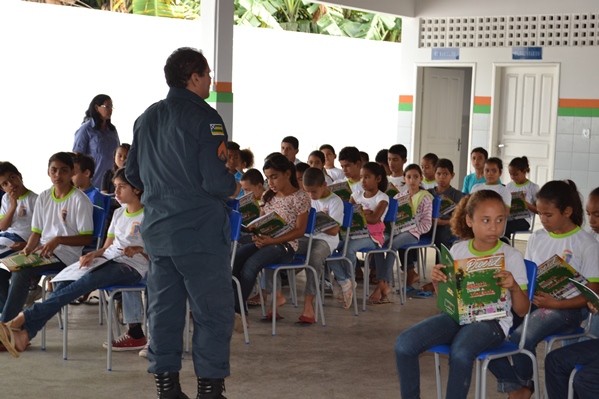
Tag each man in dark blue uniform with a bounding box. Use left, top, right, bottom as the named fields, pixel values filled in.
left=127, top=47, right=239, bottom=399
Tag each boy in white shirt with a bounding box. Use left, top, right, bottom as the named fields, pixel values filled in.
left=387, top=144, right=408, bottom=192
left=332, top=146, right=363, bottom=193
left=299, top=168, right=343, bottom=324
left=320, top=144, right=344, bottom=181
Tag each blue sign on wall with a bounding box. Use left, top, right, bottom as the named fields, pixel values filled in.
left=512, top=47, right=543, bottom=60
left=432, top=48, right=460, bottom=60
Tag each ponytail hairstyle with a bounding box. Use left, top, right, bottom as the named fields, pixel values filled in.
left=537, top=180, right=584, bottom=227
left=403, top=163, right=425, bottom=191
left=451, top=190, right=506, bottom=239
left=361, top=162, right=388, bottom=193
left=261, top=153, right=298, bottom=204
left=509, top=156, right=530, bottom=174
left=485, top=157, right=504, bottom=172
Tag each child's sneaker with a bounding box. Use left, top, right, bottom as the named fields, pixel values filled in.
left=103, top=332, right=147, bottom=351
left=341, top=280, right=354, bottom=309
left=139, top=339, right=149, bottom=358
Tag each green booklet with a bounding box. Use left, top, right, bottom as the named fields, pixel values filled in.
left=437, top=244, right=508, bottom=325
left=243, top=211, right=291, bottom=238
left=339, top=204, right=369, bottom=240
left=385, top=182, right=400, bottom=198
left=238, top=192, right=261, bottom=224
left=1, top=252, right=61, bottom=272
left=328, top=181, right=352, bottom=202
left=440, top=195, right=457, bottom=216
left=536, top=254, right=588, bottom=300
left=314, top=211, right=340, bottom=234
left=509, top=191, right=529, bottom=220
left=569, top=278, right=599, bottom=311
left=386, top=192, right=416, bottom=236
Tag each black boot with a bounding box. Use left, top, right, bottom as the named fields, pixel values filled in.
left=197, top=378, right=226, bottom=399
left=154, top=372, right=189, bottom=399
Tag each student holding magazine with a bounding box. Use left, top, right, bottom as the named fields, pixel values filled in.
left=395, top=190, right=529, bottom=399
left=0, top=168, right=147, bottom=357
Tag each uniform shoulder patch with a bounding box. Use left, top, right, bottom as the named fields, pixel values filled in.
left=217, top=141, right=227, bottom=161
left=210, top=124, right=224, bottom=135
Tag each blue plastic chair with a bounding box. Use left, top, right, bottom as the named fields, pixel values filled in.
left=427, top=259, right=540, bottom=399
left=567, top=364, right=584, bottom=399
left=358, top=198, right=405, bottom=311
left=263, top=208, right=324, bottom=335
left=399, top=195, right=441, bottom=295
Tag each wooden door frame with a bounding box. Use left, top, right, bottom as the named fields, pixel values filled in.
left=489, top=62, right=561, bottom=179
left=414, top=63, right=476, bottom=172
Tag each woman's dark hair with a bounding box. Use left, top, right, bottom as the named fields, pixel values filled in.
left=112, top=143, right=131, bottom=172
left=48, top=152, right=74, bottom=169
left=113, top=167, right=143, bottom=198
left=362, top=162, right=388, bottom=193
left=164, top=47, right=209, bottom=89
left=451, top=190, right=506, bottom=239
left=308, top=150, right=326, bottom=165
left=83, top=94, right=115, bottom=131
left=485, top=157, right=503, bottom=172
left=537, top=180, right=584, bottom=227
left=261, top=154, right=298, bottom=203
left=509, top=156, right=530, bottom=173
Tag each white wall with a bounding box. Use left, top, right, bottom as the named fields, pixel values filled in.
left=0, top=1, right=402, bottom=193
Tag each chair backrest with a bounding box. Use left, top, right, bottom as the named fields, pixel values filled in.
left=431, top=195, right=442, bottom=219
left=342, top=201, right=354, bottom=228
left=101, top=193, right=112, bottom=213
left=524, top=259, right=538, bottom=301
left=229, top=210, right=243, bottom=268
left=227, top=199, right=240, bottom=211
left=305, top=208, right=317, bottom=234
left=92, top=205, right=109, bottom=250
left=384, top=198, right=399, bottom=223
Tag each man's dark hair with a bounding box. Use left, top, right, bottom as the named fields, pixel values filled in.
left=303, top=167, right=325, bottom=187
left=319, top=144, right=335, bottom=154
left=240, top=169, right=264, bottom=186
left=388, top=144, right=407, bottom=160
left=164, top=47, right=209, bottom=89
left=71, top=153, right=96, bottom=178
left=282, top=136, right=299, bottom=150
left=296, top=162, right=310, bottom=173
left=471, top=147, right=489, bottom=159
left=375, top=149, right=388, bottom=164
left=435, top=158, right=454, bottom=174
left=338, top=146, right=361, bottom=163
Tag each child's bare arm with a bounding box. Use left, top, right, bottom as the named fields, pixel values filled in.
left=0, top=192, right=18, bottom=232
left=22, top=232, right=41, bottom=255
left=365, top=201, right=388, bottom=224
left=38, top=235, right=93, bottom=257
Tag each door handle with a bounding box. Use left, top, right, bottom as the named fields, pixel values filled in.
left=457, top=139, right=461, bottom=151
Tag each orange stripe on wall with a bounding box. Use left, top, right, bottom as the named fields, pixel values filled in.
left=559, top=99, right=599, bottom=108
left=474, top=96, right=491, bottom=106
left=399, top=95, right=413, bottom=104
left=214, top=82, right=232, bottom=92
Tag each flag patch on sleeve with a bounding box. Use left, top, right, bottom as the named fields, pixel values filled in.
left=210, top=124, right=224, bottom=135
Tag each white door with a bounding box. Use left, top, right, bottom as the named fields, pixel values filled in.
left=495, top=65, right=558, bottom=188
left=420, top=68, right=466, bottom=184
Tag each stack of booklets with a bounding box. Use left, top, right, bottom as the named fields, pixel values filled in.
left=386, top=192, right=416, bottom=235
left=243, top=211, right=291, bottom=238
left=439, top=195, right=457, bottom=216
left=238, top=192, right=261, bottom=224
left=314, top=212, right=340, bottom=234
left=536, top=254, right=588, bottom=300
left=437, top=245, right=508, bottom=325
left=1, top=252, right=61, bottom=272
left=385, top=182, right=400, bottom=198
left=508, top=191, right=529, bottom=220
left=328, top=181, right=352, bottom=202
left=339, top=204, right=370, bottom=240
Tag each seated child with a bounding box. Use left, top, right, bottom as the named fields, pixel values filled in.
left=462, top=147, right=501, bottom=194
left=307, top=150, right=334, bottom=184
left=387, top=144, right=408, bottom=192
left=332, top=146, right=363, bottom=193
left=281, top=136, right=301, bottom=165
left=101, top=143, right=130, bottom=194
left=239, top=148, right=255, bottom=172
left=0, top=162, right=38, bottom=309
left=0, top=152, right=93, bottom=324
left=359, top=151, right=369, bottom=164
left=72, top=153, right=105, bottom=209
left=0, top=168, right=148, bottom=357
left=328, top=162, right=389, bottom=309
left=420, top=153, right=438, bottom=189
left=505, top=156, right=539, bottom=239
left=471, top=157, right=511, bottom=209
left=295, top=162, right=310, bottom=191
left=375, top=149, right=391, bottom=176
left=395, top=190, right=529, bottom=399
left=319, top=144, right=344, bottom=181
left=240, top=169, right=265, bottom=202
left=227, top=141, right=244, bottom=198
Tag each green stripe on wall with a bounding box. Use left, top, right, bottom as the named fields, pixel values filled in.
left=206, top=92, right=233, bottom=103
left=398, top=103, right=413, bottom=112
left=473, top=105, right=491, bottom=114
left=557, top=107, right=599, bottom=117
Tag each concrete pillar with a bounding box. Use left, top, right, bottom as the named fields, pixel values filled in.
left=201, top=0, right=235, bottom=138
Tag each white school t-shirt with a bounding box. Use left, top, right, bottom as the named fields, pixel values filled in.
left=0, top=190, right=38, bottom=241
left=333, top=178, right=363, bottom=193
left=388, top=176, right=408, bottom=193
left=311, top=192, right=344, bottom=253
left=471, top=183, right=512, bottom=208
left=451, top=240, right=528, bottom=337
left=326, top=167, right=345, bottom=181
left=422, top=179, right=437, bottom=190
left=351, top=190, right=389, bottom=222
left=526, top=227, right=599, bottom=288
left=506, top=180, right=540, bottom=224
left=32, top=187, right=93, bottom=265
left=104, top=207, right=149, bottom=278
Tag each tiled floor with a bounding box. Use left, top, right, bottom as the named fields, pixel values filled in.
left=4, top=241, right=546, bottom=399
